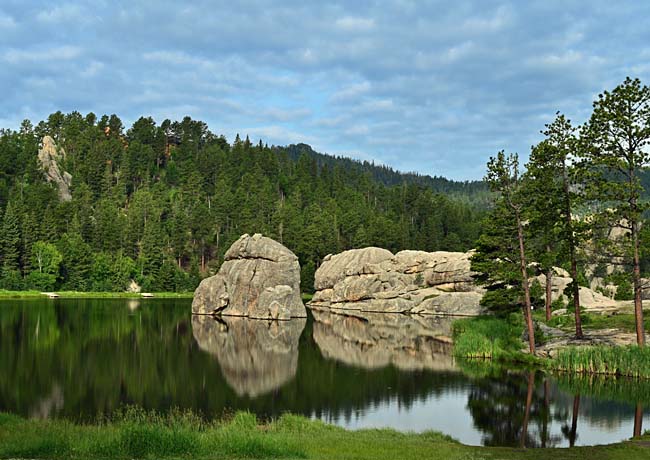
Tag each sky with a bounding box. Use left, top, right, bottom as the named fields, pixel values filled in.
left=1, top=1, right=649, bottom=181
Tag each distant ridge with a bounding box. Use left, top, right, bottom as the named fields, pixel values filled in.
left=278, top=143, right=490, bottom=204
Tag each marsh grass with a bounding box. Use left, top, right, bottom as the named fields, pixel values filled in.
left=452, top=314, right=525, bottom=360
left=552, top=345, right=650, bottom=378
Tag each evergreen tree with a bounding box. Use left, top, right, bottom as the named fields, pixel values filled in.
left=581, top=77, right=650, bottom=346
left=480, top=151, right=535, bottom=353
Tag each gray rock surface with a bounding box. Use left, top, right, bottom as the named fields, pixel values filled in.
left=312, top=309, right=456, bottom=371
left=192, top=315, right=306, bottom=397
left=309, top=247, right=485, bottom=315
left=38, top=136, right=72, bottom=201
left=192, top=234, right=306, bottom=319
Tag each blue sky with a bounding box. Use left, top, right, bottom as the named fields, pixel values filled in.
left=1, top=1, right=649, bottom=180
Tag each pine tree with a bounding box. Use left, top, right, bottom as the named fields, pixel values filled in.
left=1, top=200, right=22, bottom=272
left=482, top=151, right=535, bottom=353
left=581, top=77, right=650, bottom=347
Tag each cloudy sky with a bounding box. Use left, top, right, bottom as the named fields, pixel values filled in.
left=1, top=1, right=649, bottom=180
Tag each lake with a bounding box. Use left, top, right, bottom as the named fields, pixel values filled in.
left=0, top=298, right=648, bottom=447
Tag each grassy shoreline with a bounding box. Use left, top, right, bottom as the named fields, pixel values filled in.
left=452, top=313, right=650, bottom=378
left=0, top=410, right=648, bottom=460
left=0, top=290, right=194, bottom=299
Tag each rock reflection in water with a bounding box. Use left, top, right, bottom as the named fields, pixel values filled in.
left=191, top=315, right=306, bottom=398
left=311, top=309, right=456, bottom=371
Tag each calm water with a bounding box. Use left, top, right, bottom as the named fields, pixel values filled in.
left=1, top=298, right=648, bottom=447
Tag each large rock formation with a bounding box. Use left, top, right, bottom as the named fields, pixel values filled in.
left=38, top=136, right=72, bottom=201
left=312, top=310, right=455, bottom=371
left=192, top=234, right=306, bottom=319
left=309, top=247, right=485, bottom=315
left=192, top=315, right=306, bottom=397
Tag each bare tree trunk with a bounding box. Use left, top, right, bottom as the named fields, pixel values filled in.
left=562, top=164, right=582, bottom=338
left=517, top=214, right=536, bottom=353
left=632, top=220, right=645, bottom=347
left=520, top=371, right=535, bottom=448
left=545, top=265, right=553, bottom=321
left=570, top=254, right=583, bottom=338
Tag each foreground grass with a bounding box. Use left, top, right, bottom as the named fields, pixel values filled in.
left=0, top=290, right=194, bottom=299
left=0, top=410, right=649, bottom=460
left=453, top=314, right=650, bottom=378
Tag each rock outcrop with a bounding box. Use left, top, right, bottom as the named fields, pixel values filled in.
left=192, top=315, right=306, bottom=397
left=38, top=136, right=72, bottom=201
left=192, top=234, right=306, bottom=319
left=312, top=310, right=456, bottom=371
left=309, top=247, right=485, bottom=315
left=534, top=269, right=620, bottom=311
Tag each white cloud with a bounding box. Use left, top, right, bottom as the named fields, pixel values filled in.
left=335, top=16, right=375, bottom=32
left=36, top=4, right=85, bottom=24
left=3, top=45, right=82, bottom=63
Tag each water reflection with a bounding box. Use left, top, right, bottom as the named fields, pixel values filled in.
left=0, top=299, right=649, bottom=447
left=312, top=310, right=455, bottom=371
left=191, top=315, right=306, bottom=397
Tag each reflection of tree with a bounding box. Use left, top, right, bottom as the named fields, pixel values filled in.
left=634, top=403, right=643, bottom=438
left=466, top=371, right=564, bottom=448
left=561, top=394, right=580, bottom=447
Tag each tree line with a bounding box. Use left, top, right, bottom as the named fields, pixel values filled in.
left=0, top=113, right=485, bottom=293
left=473, top=77, right=650, bottom=349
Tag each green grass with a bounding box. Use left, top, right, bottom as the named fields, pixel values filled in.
left=0, top=410, right=649, bottom=460
left=0, top=290, right=194, bottom=299
left=301, top=293, right=313, bottom=302
left=544, top=311, right=650, bottom=334
left=552, top=345, right=650, bottom=378
left=452, top=314, right=538, bottom=363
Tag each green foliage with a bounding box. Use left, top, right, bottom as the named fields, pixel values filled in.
left=478, top=288, right=521, bottom=313
left=0, top=112, right=486, bottom=293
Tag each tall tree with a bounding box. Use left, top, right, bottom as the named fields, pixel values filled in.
left=525, top=114, right=584, bottom=337
left=484, top=151, right=535, bottom=353
left=581, top=77, right=650, bottom=346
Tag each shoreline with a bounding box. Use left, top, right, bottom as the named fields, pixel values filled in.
left=0, top=290, right=194, bottom=299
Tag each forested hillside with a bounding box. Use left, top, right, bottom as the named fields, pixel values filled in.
left=0, top=111, right=486, bottom=293
left=282, top=143, right=490, bottom=205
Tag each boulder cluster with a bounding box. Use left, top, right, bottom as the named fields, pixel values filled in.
left=308, top=247, right=485, bottom=316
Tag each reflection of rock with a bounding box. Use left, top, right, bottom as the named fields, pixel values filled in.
left=310, top=247, right=485, bottom=315
left=30, top=383, right=64, bottom=419
left=192, top=233, right=306, bottom=319
left=38, top=136, right=72, bottom=201
left=312, top=310, right=456, bottom=371
left=192, top=315, right=306, bottom=397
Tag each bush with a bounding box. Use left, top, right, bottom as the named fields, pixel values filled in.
left=25, top=271, right=57, bottom=290
left=479, top=288, right=521, bottom=314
